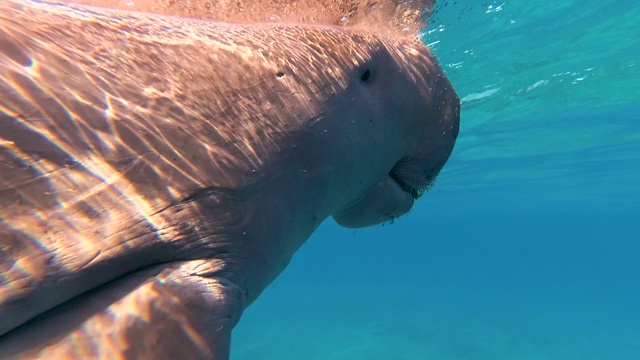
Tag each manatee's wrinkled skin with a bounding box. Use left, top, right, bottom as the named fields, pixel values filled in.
left=0, top=1, right=459, bottom=358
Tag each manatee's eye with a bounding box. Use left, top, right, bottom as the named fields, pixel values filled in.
left=359, top=63, right=375, bottom=84
left=360, top=68, right=372, bottom=82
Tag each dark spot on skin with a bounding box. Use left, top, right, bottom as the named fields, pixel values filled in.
left=276, top=71, right=285, bottom=78
left=175, top=222, right=196, bottom=236
left=64, top=158, right=79, bottom=168
left=75, top=201, right=102, bottom=220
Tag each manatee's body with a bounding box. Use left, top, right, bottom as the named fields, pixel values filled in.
left=0, top=0, right=459, bottom=358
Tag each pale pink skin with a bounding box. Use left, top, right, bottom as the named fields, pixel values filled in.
left=0, top=1, right=459, bottom=358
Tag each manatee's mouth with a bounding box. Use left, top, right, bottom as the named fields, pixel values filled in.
left=388, top=161, right=436, bottom=200
left=388, top=171, right=423, bottom=200
left=333, top=160, right=438, bottom=228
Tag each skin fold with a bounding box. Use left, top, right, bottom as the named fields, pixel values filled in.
left=0, top=0, right=459, bottom=358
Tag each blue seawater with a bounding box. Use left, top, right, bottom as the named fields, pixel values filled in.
left=232, top=1, right=640, bottom=359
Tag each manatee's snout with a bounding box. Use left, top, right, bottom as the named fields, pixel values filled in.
left=390, top=64, right=460, bottom=201
left=333, top=60, right=459, bottom=229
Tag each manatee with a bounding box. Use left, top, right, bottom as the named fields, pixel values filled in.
left=0, top=0, right=459, bottom=358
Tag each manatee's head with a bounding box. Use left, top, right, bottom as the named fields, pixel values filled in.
left=330, top=35, right=460, bottom=228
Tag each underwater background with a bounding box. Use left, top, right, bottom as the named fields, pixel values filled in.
left=232, top=0, right=640, bottom=359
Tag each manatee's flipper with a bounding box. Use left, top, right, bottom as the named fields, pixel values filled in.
left=0, top=261, right=244, bottom=360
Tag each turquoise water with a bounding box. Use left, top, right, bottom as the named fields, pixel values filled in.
left=232, top=1, right=640, bottom=359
